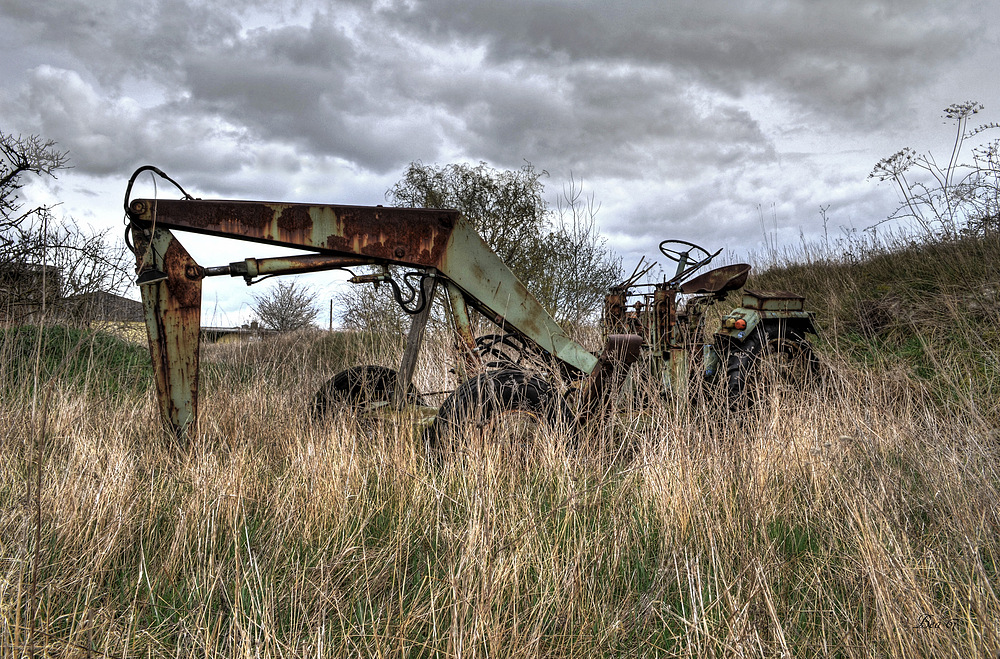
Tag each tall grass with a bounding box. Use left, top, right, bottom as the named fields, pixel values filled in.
left=749, top=231, right=1000, bottom=424
left=1, top=236, right=999, bottom=657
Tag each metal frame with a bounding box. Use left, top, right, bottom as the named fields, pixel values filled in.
left=127, top=196, right=639, bottom=436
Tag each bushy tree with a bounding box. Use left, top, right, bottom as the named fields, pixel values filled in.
left=341, top=162, right=620, bottom=332
left=252, top=280, right=320, bottom=332
left=388, top=161, right=551, bottom=276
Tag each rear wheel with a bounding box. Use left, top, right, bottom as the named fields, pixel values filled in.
left=428, top=369, right=572, bottom=457
left=312, top=365, right=425, bottom=417
left=724, top=322, right=817, bottom=407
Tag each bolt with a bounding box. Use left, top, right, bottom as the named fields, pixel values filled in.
left=394, top=247, right=406, bottom=258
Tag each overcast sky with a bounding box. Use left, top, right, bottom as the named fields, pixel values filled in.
left=2, top=0, right=998, bottom=325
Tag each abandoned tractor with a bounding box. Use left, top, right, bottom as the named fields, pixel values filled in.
left=124, top=167, right=817, bottom=442
left=603, top=240, right=818, bottom=406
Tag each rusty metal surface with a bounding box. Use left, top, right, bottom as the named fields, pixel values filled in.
left=132, top=226, right=202, bottom=437
left=235, top=255, right=373, bottom=279
left=438, top=217, right=600, bottom=376
left=679, top=263, right=751, bottom=295
left=396, top=277, right=437, bottom=403
left=129, top=199, right=459, bottom=267
left=602, top=291, right=628, bottom=334
left=741, top=289, right=806, bottom=311
left=653, top=286, right=673, bottom=352
left=577, top=334, right=643, bottom=419
left=129, top=192, right=650, bottom=433
left=445, top=282, right=482, bottom=379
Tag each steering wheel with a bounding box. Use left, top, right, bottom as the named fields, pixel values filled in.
left=658, top=239, right=713, bottom=263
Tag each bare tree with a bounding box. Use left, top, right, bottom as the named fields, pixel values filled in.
left=0, top=131, right=131, bottom=323
left=252, top=280, right=320, bottom=332
left=4, top=215, right=132, bottom=321
left=336, top=274, right=412, bottom=336
left=0, top=133, right=69, bottom=229
left=530, top=176, right=622, bottom=328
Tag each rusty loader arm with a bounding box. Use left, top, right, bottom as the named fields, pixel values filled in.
left=127, top=188, right=639, bottom=436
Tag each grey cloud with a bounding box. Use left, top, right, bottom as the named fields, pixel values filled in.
left=600, top=143, right=882, bottom=259
left=179, top=13, right=453, bottom=172
left=0, top=1, right=800, bottom=180
left=3, top=65, right=257, bottom=178
left=1, top=0, right=245, bottom=88
left=2, top=0, right=995, bottom=287
left=375, top=0, right=974, bottom=126
left=381, top=58, right=775, bottom=180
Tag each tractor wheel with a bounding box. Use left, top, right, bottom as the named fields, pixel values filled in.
left=311, top=365, right=425, bottom=417
left=428, top=369, right=573, bottom=457
left=724, top=321, right=817, bottom=407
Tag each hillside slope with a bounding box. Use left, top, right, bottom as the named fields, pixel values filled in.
left=747, top=233, right=1000, bottom=422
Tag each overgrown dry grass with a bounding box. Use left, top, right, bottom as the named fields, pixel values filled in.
left=2, top=237, right=999, bottom=657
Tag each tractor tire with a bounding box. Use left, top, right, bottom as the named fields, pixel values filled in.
left=724, top=321, right=817, bottom=408
left=311, top=365, right=425, bottom=418
left=428, top=369, right=573, bottom=456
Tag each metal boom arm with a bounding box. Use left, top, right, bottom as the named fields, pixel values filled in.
left=127, top=196, right=636, bottom=435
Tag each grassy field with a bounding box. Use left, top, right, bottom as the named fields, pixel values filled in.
left=1, top=234, right=998, bottom=657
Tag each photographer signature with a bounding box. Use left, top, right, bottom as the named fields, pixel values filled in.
left=912, top=614, right=965, bottom=630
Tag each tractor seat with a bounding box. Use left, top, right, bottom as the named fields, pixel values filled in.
left=679, top=263, right=751, bottom=295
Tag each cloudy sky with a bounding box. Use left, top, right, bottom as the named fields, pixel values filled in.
left=2, top=0, right=997, bottom=325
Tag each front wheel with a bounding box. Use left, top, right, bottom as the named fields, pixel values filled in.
left=427, top=369, right=573, bottom=457
left=724, top=322, right=817, bottom=407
